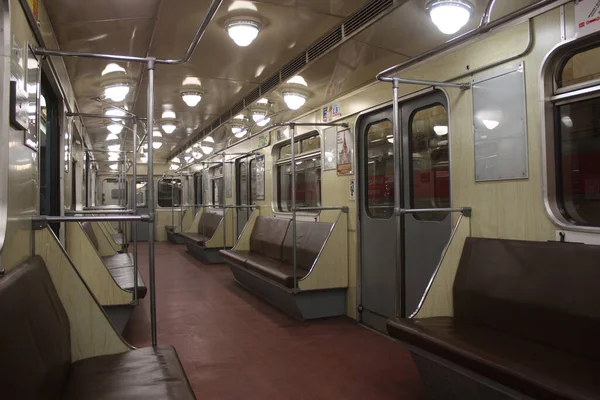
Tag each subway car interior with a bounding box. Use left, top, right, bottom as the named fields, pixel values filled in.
left=2, top=0, right=600, bottom=398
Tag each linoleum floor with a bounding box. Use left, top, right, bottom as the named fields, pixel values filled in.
left=123, top=242, right=425, bottom=399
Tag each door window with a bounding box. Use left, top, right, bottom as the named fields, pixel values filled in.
left=409, top=104, right=450, bottom=221
left=365, top=120, right=394, bottom=218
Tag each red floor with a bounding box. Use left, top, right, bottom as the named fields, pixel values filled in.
left=123, top=242, right=425, bottom=399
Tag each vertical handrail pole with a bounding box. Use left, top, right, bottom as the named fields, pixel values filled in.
left=132, top=122, right=138, bottom=305
left=222, top=159, right=227, bottom=249
left=180, top=173, right=185, bottom=232
left=392, top=79, right=406, bottom=318
left=290, top=123, right=297, bottom=291
left=147, top=58, right=158, bottom=346
left=171, top=179, right=175, bottom=228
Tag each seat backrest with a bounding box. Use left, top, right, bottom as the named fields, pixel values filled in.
left=81, top=221, right=99, bottom=251
left=198, top=212, right=223, bottom=239
left=250, top=217, right=290, bottom=259
left=453, top=237, right=600, bottom=360
left=0, top=256, right=71, bottom=398
left=282, top=221, right=333, bottom=270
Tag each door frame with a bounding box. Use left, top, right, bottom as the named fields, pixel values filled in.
left=354, top=87, right=449, bottom=323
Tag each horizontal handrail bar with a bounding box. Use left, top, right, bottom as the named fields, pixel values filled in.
left=380, top=77, right=470, bottom=90
left=293, top=206, right=349, bottom=213
left=65, top=210, right=136, bottom=215
left=83, top=206, right=128, bottom=210
left=33, top=215, right=152, bottom=223
left=397, top=207, right=472, bottom=216
left=215, top=205, right=260, bottom=209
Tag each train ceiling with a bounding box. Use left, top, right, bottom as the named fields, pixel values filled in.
left=43, top=0, right=538, bottom=168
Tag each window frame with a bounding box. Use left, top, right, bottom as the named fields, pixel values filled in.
left=157, top=178, right=182, bottom=208
left=364, top=118, right=395, bottom=219
left=271, top=130, right=322, bottom=215
left=209, top=165, right=224, bottom=207
left=542, top=35, right=600, bottom=232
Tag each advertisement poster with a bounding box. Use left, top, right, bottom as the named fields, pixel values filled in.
left=323, top=126, right=337, bottom=171
left=322, top=103, right=342, bottom=122
left=349, top=178, right=355, bottom=201
left=255, top=155, right=265, bottom=200
left=576, top=0, right=600, bottom=37
left=27, top=0, right=39, bottom=20
left=336, top=128, right=353, bottom=176
left=257, top=132, right=270, bottom=149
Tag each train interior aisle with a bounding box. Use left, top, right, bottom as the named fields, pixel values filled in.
left=124, top=242, right=424, bottom=399
left=3, top=0, right=600, bottom=398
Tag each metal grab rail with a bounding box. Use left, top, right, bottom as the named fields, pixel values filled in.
left=65, top=209, right=136, bottom=215
left=398, top=207, right=472, bottom=216
left=33, top=215, right=151, bottom=223
left=83, top=206, right=128, bottom=210
left=293, top=206, right=349, bottom=213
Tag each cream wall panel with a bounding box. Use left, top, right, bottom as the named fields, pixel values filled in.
left=90, top=222, right=119, bottom=256
left=156, top=209, right=184, bottom=241
left=185, top=209, right=203, bottom=233
left=232, top=209, right=259, bottom=251
left=66, top=223, right=133, bottom=305
left=35, top=229, right=131, bottom=361
left=205, top=209, right=235, bottom=248
left=299, top=212, right=349, bottom=291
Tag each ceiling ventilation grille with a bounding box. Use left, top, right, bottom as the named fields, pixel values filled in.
left=280, top=53, right=307, bottom=82
left=308, top=27, right=343, bottom=62
left=219, top=110, right=231, bottom=124
left=344, top=0, right=394, bottom=36
left=173, top=0, right=395, bottom=158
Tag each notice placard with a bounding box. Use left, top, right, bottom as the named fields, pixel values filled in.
left=576, top=0, right=600, bottom=37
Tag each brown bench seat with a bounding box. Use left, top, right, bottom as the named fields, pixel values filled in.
left=220, top=216, right=332, bottom=289
left=179, top=211, right=223, bottom=245
left=387, top=237, right=600, bottom=400
left=0, top=256, right=194, bottom=400
left=81, top=222, right=146, bottom=299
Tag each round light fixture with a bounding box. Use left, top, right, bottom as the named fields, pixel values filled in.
left=107, top=123, right=123, bottom=134
left=162, top=121, right=177, bottom=134
left=140, top=154, right=148, bottom=164
left=283, top=92, right=307, bottom=110
left=426, top=0, right=473, bottom=35
left=181, top=92, right=202, bottom=107
left=103, top=83, right=130, bottom=102
left=433, top=125, right=449, bottom=136
left=252, top=111, right=270, bottom=127
left=102, top=63, right=126, bottom=76
left=109, top=164, right=119, bottom=170
left=387, top=135, right=394, bottom=144
left=105, top=108, right=126, bottom=121
left=107, top=144, right=121, bottom=152
left=201, top=136, right=214, bottom=154
left=161, top=110, right=177, bottom=134
left=153, top=141, right=163, bottom=149
left=106, top=133, right=119, bottom=141
left=172, top=157, right=181, bottom=164
left=226, top=20, right=261, bottom=47
left=482, top=120, right=499, bottom=130
left=233, top=128, right=248, bottom=138
left=153, top=128, right=162, bottom=138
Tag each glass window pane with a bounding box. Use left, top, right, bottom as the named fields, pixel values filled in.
left=409, top=104, right=450, bottom=221
left=212, top=177, right=224, bottom=206
left=557, top=97, right=600, bottom=226
left=239, top=162, right=248, bottom=205
left=158, top=179, right=182, bottom=207
left=135, top=181, right=148, bottom=207
left=250, top=159, right=257, bottom=202
left=301, top=136, right=320, bottom=152
left=366, top=120, right=394, bottom=218
left=560, top=46, right=600, bottom=88
left=194, top=173, right=203, bottom=206
left=278, top=158, right=321, bottom=212
left=279, top=142, right=300, bottom=159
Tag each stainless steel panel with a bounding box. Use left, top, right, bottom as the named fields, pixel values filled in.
left=473, top=62, right=528, bottom=182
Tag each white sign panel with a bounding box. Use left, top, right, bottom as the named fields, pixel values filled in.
left=575, top=0, right=600, bottom=37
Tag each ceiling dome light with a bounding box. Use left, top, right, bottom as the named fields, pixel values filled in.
left=107, top=144, right=121, bottom=152
left=227, top=20, right=261, bottom=47
left=482, top=120, right=499, bottom=130
left=433, top=125, right=449, bottom=136
left=162, top=121, right=177, bottom=134
left=153, top=128, right=162, bottom=137
left=162, top=110, right=176, bottom=119
left=426, top=0, right=473, bottom=35
left=182, top=92, right=202, bottom=107
left=109, top=164, right=119, bottom=170
left=257, top=98, right=269, bottom=104
left=387, top=135, right=394, bottom=144
left=106, top=133, right=119, bottom=141
left=201, top=136, right=214, bottom=154
left=172, top=157, right=181, bottom=164
left=287, top=75, right=308, bottom=86
left=252, top=111, right=270, bottom=127
left=192, top=150, right=202, bottom=159
left=140, top=154, right=148, bottom=164
left=102, top=63, right=126, bottom=76
left=153, top=141, right=163, bottom=149
left=103, top=83, right=130, bottom=102
left=105, top=108, right=126, bottom=121
left=233, top=128, right=248, bottom=138
left=107, top=123, right=123, bottom=134
left=283, top=92, right=307, bottom=110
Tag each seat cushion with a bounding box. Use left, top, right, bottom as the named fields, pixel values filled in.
left=249, top=217, right=290, bottom=259
left=107, top=266, right=147, bottom=299
left=62, top=345, right=195, bottom=400
left=179, top=232, right=208, bottom=245
left=245, top=254, right=307, bottom=288
left=101, top=253, right=133, bottom=269
left=219, top=250, right=252, bottom=269
left=197, top=211, right=223, bottom=239
left=282, top=221, right=333, bottom=270
left=387, top=317, right=600, bottom=400
left=0, top=257, right=72, bottom=399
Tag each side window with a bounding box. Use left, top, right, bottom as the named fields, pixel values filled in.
left=553, top=44, right=600, bottom=227
left=194, top=173, right=203, bottom=206
left=365, top=120, right=394, bottom=218
left=409, top=104, right=450, bottom=221
left=136, top=181, right=148, bottom=207
left=250, top=159, right=257, bottom=203
left=238, top=161, right=248, bottom=205
left=157, top=178, right=182, bottom=207
left=212, top=178, right=224, bottom=206
left=275, top=132, right=321, bottom=212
